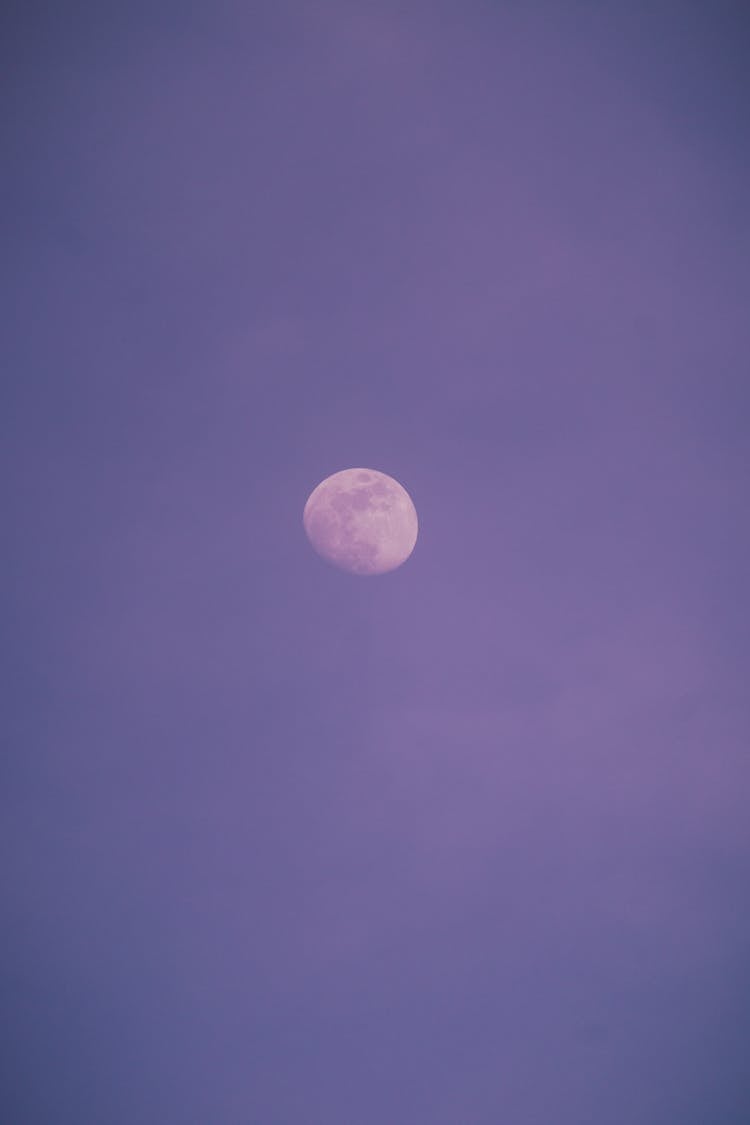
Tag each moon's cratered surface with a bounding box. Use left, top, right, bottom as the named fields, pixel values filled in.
left=303, top=468, right=418, bottom=576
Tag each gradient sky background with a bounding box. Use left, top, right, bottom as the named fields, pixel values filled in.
left=3, top=2, right=749, bottom=1122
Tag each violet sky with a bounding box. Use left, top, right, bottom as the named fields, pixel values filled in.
left=3, top=2, right=749, bottom=1122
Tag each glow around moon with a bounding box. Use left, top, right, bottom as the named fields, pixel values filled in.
left=303, top=468, right=418, bottom=576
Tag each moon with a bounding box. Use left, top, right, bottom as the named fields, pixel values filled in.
left=303, top=468, right=418, bottom=576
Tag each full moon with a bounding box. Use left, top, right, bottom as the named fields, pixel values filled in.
left=303, top=468, right=418, bottom=576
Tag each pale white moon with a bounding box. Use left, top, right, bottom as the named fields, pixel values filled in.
left=303, top=468, right=418, bottom=576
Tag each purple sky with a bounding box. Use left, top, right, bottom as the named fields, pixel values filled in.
left=3, top=2, right=749, bottom=1121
